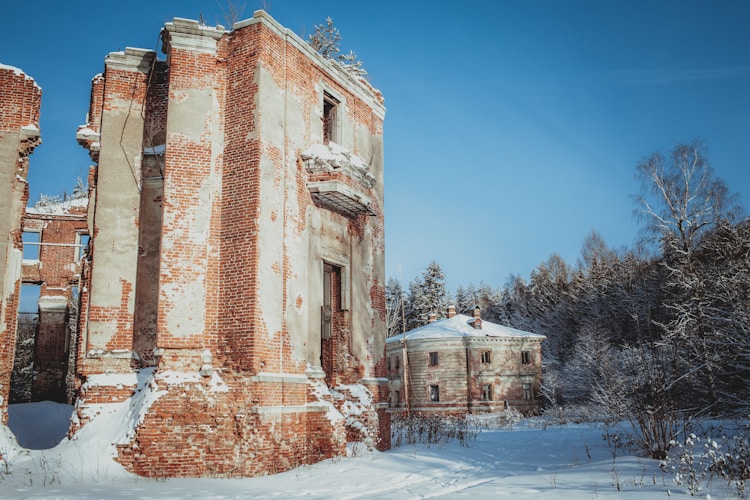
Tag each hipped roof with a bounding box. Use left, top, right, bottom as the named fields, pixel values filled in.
left=386, top=314, right=546, bottom=343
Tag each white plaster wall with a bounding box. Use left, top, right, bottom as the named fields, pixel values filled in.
left=160, top=81, right=223, bottom=340
left=87, top=94, right=142, bottom=348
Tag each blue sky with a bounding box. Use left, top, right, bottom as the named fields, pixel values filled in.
left=2, top=1, right=748, bottom=291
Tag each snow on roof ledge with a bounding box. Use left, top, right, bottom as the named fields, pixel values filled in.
left=76, top=126, right=99, bottom=141
left=20, top=124, right=40, bottom=139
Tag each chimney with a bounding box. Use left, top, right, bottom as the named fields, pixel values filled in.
left=472, top=305, right=482, bottom=330
left=447, top=305, right=456, bottom=318
left=428, top=312, right=437, bottom=323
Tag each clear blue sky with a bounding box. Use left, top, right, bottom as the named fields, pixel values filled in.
left=2, top=1, right=748, bottom=291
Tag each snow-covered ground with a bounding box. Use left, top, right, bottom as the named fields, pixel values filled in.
left=0, top=402, right=724, bottom=498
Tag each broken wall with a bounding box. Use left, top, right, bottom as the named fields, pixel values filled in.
left=0, top=64, right=41, bottom=422
left=73, top=11, right=388, bottom=477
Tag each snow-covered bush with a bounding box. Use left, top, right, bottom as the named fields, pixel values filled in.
left=663, top=423, right=750, bottom=497
left=391, top=413, right=479, bottom=448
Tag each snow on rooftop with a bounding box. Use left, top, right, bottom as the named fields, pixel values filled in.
left=25, top=196, right=88, bottom=215
left=387, top=314, right=546, bottom=343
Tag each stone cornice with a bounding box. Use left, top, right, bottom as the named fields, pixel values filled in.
left=162, top=18, right=225, bottom=55
left=105, top=47, right=155, bottom=74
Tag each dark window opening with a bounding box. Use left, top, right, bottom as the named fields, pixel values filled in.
left=322, top=263, right=340, bottom=341
left=481, top=350, right=491, bottom=364
left=323, top=92, right=339, bottom=144
left=521, top=351, right=531, bottom=365
left=321, top=262, right=343, bottom=383
left=429, top=384, right=439, bottom=402
left=428, top=351, right=439, bottom=367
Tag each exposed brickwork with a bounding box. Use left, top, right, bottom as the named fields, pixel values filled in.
left=7, top=203, right=88, bottom=403
left=108, top=372, right=355, bottom=477
left=67, top=11, right=388, bottom=477
left=0, top=67, right=42, bottom=133
left=0, top=64, right=42, bottom=423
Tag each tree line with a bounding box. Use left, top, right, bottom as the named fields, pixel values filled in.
left=386, top=140, right=749, bottom=458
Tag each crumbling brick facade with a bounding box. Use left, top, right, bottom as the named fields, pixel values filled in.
left=72, top=11, right=388, bottom=477
left=0, top=64, right=41, bottom=423
left=386, top=308, right=546, bottom=415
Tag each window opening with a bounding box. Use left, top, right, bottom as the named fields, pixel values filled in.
left=18, top=284, right=41, bottom=315
left=76, top=233, right=90, bottom=261
left=429, top=384, right=440, bottom=402
left=322, top=263, right=339, bottom=341
left=323, top=92, right=339, bottom=144
left=521, top=350, right=531, bottom=365
left=428, top=351, right=439, bottom=367
left=395, top=354, right=399, bottom=370
left=22, top=231, right=41, bottom=261
left=523, top=383, right=532, bottom=400
left=321, top=262, right=342, bottom=383
left=481, top=350, right=491, bottom=364
left=482, top=383, right=493, bottom=401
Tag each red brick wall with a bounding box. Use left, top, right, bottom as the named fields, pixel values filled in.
left=0, top=66, right=42, bottom=133
left=0, top=65, right=42, bottom=422
left=18, top=208, right=88, bottom=402
left=220, top=21, right=264, bottom=371
left=156, top=28, right=226, bottom=353
left=73, top=12, right=388, bottom=477
left=115, top=376, right=347, bottom=477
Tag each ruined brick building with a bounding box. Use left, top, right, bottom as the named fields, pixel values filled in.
left=386, top=307, right=545, bottom=415
left=1, top=10, right=388, bottom=477
left=13, top=197, right=88, bottom=404
left=0, top=63, right=42, bottom=415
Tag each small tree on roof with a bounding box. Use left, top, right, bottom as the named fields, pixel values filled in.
left=308, top=17, right=367, bottom=77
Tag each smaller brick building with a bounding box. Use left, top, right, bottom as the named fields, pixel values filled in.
left=12, top=197, right=89, bottom=404
left=386, top=307, right=545, bottom=414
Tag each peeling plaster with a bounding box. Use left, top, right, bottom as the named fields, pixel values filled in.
left=164, top=277, right=205, bottom=337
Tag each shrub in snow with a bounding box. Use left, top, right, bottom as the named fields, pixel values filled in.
left=391, top=413, right=479, bottom=448
left=663, top=423, right=750, bottom=498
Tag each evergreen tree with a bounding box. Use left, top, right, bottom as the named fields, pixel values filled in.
left=308, top=17, right=367, bottom=77
left=404, top=261, right=450, bottom=330
left=385, top=277, right=405, bottom=337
